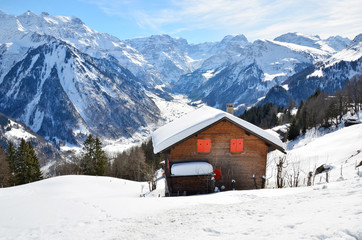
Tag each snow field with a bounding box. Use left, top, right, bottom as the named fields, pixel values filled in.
left=267, top=122, right=362, bottom=187
left=2, top=106, right=362, bottom=239
left=0, top=175, right=361, bottom=240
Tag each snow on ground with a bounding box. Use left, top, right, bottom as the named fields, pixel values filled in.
left=267, top=111, right=362, bottom=187
left=0, top=175, right=361, bottom=240
left=148, top=93, right=202, bottom=124
left=2, top=110, right=362, bottom=240
left=4, top=120, right=35, bottom=142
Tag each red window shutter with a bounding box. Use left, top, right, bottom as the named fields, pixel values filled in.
left=230, top=138, right=243, bottom=152
left=197, top=139, right=211, bottom=152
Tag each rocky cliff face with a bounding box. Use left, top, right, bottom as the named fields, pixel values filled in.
left=0, top=39, right=160, bottom=145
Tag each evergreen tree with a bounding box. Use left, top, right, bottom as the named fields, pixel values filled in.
left=0, top=146, right=10, bottom=187
left=287, top=119, right=300, bottom=141
left=239, top=102, right=279, bottom=129
left=5, top=141, right=17, bottom=185
left=26, top=142, right=43, bottom=182
left=11, top=139, right=42, bottom=185
left=81, top=134, right=96, bottom=175
left=16, top=139, right=28, bottom=184
left=94, top=137, right=107, bottom=176
left=80, top=134, right=107, bottom=176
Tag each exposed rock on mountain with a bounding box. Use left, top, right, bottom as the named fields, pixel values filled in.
left=0, top=39, right=160, bottom=145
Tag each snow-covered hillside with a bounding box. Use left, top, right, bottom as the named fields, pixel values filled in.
left=267, top=111, right=362, bottom=187
left=1, top=122, right=362, bottom=239
left=0, top=172, right=360, bottom=239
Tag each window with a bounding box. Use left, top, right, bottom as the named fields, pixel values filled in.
left=230, top=138, right=243, bottom=152
left=197, top=139, right=211, bottom=152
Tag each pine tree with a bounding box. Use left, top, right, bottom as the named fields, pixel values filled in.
left=26, top=142, right=43, bottom=182
left=7, top=139, right=43, bottom=185
left=81, top=134, right=107, bottom=176
left=81, top=134, right=96, bottom=175
left=287, top=119, right=300, bottom=141
left=5, top=141, right=17, bottom=185
left=0, top=146, right=10, bottom=187
left=94, top=137, right=107, bottom=176
left=16, top=139, right=28, bottom=184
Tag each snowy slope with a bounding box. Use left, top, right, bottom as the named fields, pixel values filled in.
left=125, top=35, right=203, bottom=83
left=274, top=32, right=350, bottom=53
left=0, top=39, right=160, bottom=145
left=326, top=33, right=362, bottom=66
left=267, top=112, right=362, bottom=187
left=174, top=37, right=332, bottom=109
left=1, top=119, right=362, bottom=239
left=275, top=34, right=362, bottom=103
left=0, top=10, right=162, bottom=87
left=0, top=173, right=360, bottom=239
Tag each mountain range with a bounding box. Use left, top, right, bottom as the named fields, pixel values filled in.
left=0, top=10, right=361, bottom=159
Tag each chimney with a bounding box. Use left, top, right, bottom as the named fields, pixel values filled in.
left=226, top=103, right=234, bottom=115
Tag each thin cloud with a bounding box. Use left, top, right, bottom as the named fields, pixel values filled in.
left=85, top=0, right=362, bottom=41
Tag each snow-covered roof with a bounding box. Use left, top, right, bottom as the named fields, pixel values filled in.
left=152, top=106, right=285, bottom=154
left=171, top=162, right=213, bottom=176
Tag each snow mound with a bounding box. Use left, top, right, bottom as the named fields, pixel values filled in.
left=171, top=162, right=213, bottom=176
left=0, top=175, right=361, bottom=240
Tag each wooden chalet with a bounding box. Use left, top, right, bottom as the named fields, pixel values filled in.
left=152, top=106, right=285, bottom=196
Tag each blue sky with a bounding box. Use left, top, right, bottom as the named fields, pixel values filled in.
left=1, top=0, right=362, bottom=43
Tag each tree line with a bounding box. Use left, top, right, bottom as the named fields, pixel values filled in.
left=287, top=75, right=362, bottom=140
left=53, top=134, right=162, bottom=190
left=0, top=133, right=163, bottom=189
left=239, top=75, right=362, bottom=141
left=239, top=102, right=294, bottom=129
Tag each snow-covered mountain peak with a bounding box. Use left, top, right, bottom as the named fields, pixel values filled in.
left=325, top=35, right=351, bottom=51
left=274, top=32, right=321, bottom=46
left=18, top=10, right=82, bottom=27
left=274, top=32, right=350, bottom=53
left=220, top=34, right=248, bottom=44
left=17, top=11, right=96, bottom=40
left=214, top=34, right=249, bottom=53
left=0, top=11, right=27, bottom=42
left=125, top=34, right=205, bottom=83
left=126, top=34, right=189, bottom=52
left=351, top=33, right=362, bottom=45
left=325, top=34, right=362, bottom=66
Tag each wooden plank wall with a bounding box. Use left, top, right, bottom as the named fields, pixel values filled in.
left=168, top=175, right=214, bottom=196
left=168, top=120, right=268, bottom=191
